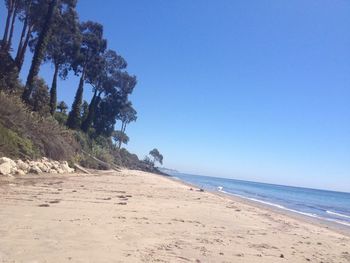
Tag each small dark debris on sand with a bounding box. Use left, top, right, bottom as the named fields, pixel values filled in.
left=38, top=204, right=50, bottom=207
left=49, top=200, right=60, bottom=204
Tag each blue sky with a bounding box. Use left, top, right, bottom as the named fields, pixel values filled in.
left=1, top=1, right=349, bottom=192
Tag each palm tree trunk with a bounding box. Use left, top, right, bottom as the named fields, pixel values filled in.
left=49, top=64, right=59, bottom=115
left=23, top=0, right=57, bottom=103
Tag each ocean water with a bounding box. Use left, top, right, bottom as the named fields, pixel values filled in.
left=166, top=172, right=350, bottom=227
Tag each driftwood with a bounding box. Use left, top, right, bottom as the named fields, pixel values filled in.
left=73, top=163, right=91, bottom=174
left=81, top=150, right=121, bottom=172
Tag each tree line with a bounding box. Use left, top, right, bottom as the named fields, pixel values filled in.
left=0, top=0, right=137, bottom=149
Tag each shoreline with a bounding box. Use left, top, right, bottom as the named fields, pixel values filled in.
left=161, top=173, right=350, bottom=237
left=1, top=169, right=350, bottom=262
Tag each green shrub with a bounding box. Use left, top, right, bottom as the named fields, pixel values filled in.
left=0, top=92, right=80, bottom=160
left=54, top=112, right=68, bottom=126
left=0, top=123, right=39, bottom=159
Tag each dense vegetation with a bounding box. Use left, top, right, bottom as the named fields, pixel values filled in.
left=0, top=0, right=163, bottom=173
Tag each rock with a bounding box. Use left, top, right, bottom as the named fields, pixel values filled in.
left=52, top=163, right=60, bottom=170
left=0, top=157, right=75, bottom=175
left=16, top=160, right=29, bottom=172
left=29, top=166, right=42, bottom=174
left=0, top=162, right=13, bottom=175
left=0, top=157, right=16, bottom=166
left=37, top=162, right=50, bottom=173
left=10, top=167, right=18, bottom=175
left=16, top=170, right=26, bottom=176
left=0, top=157, right=17, bottom=175
left=60, top=162, right=74, bottom=173
left=28, top=161, right=36, bottom=167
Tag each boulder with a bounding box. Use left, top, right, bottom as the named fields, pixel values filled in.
left=29, top=166, right=42, bottom=174
left=52, top=163, right=60, bottom=170
left=60, top=162, right=74, bottom=173
left=56, top=169, right=64, bottom=174
left=0, top=157, right=16, bottom=166
left=16, top=160, right=29, bottom=172
left=28, top=161, right=36, bottom=167
left=10, top=167, right=18, bottom=174
left=37, top=162, right=50, bottom=173
left=0, top=157, right=75, bottom=175
left=16, top=170, right=26, bottom=176
left=0, top=162, right=12, bottom=175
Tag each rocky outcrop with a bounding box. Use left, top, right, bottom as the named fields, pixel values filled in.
left=0, top=157, right=75, bottom=176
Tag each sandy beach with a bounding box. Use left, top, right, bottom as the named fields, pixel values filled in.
left=0, top=169, right=349, bottom=263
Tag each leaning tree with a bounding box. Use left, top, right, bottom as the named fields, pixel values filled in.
left=149, top=148, right=163, bottom=166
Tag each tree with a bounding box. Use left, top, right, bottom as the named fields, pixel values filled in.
left=30, top=77, right=50, bottom=115
left=66, top=77, right=83, bottom=129
left=80, top=100, right=89, bottom=123
left=90, top=50, right=137, bottom=137
left=15, top=0, right=48, bottom=72
left=43, top=0, right=80, bottom=115
left=2, top=0, right=15, bottom=49
left=22, top=0, right=58, bottom=103
left=112, top=130, right=129, bottom=149
left=118, top=101, right=137, bottom=134
left=67, top=21, right=106, bottom=130
left=80, top=49, right=127, bottom=132
left=1, top=0, right=22, bottom=52
left=149, top=148, right=163, bottom=166
left=92, top=91, right=122, bottom=137
left=57, top=101, right=68, bottom=113
left=143, top=156, right=153, bottom=166
left=0, top=48, right=19, bottom=91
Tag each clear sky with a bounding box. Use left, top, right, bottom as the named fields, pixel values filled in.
left=1, top=1, right=349, bottom=192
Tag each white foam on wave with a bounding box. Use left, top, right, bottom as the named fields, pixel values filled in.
left=217, top=188, right=350, bottom=227
left=326, top=210, right=350, bottom=219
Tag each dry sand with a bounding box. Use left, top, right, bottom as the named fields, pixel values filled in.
left=0, top=169, right=349, bottom=263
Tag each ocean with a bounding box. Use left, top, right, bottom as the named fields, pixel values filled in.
left=165, top=172, right=350, bottom=227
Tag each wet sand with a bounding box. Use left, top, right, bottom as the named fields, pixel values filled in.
left=0, top=169, right=349, bottom=262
